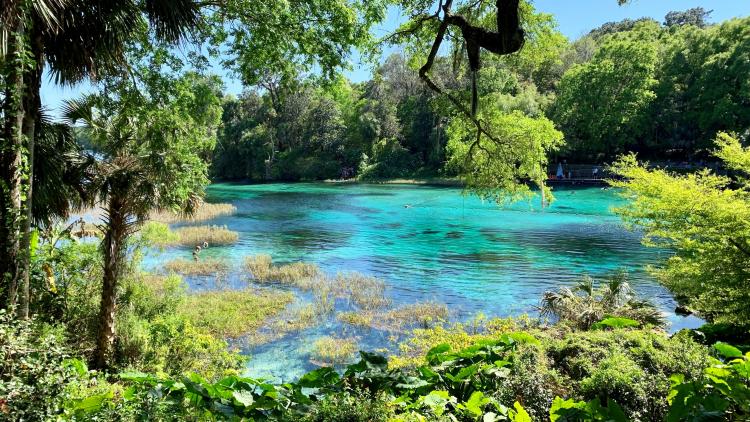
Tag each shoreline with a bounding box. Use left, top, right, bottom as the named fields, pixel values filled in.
left=322, top=177, right=464, bottom=186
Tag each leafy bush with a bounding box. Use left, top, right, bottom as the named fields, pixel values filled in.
left=667, top=342, right=750, bottom=420
left=296, top=390, right=395, bottom=422
left=0, top=311, right=82, bottom=420
left=548, top=329, right=709, bottom=420
left=275, top=151, right=342, bottom=181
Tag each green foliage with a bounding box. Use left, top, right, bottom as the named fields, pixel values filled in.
left=611, top=133, right=750, bottom=326
left=666, top=343, right=750, bottom=420
left=358, top=138, right=416, bottom=180
left=0, top=311, right=82, bottom=420
left=553, top=15, right=750, bottom=160
left=548, top=329, right=709, bottom=420
left=179, top=289, right=293, bottom=339
left=553, top=21, right=659, bottom=157
left=446, top=110, right=563, bottom=204
left=297, top=390, right=395, bottom=422
left=139, top=221, right=179, bottom=249
left=539, top=272, right=666, bottom=330
left=549, top=397, right=628, bottom=421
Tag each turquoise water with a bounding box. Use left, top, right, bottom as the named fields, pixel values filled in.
left=143, top=182, right=702, bottom=381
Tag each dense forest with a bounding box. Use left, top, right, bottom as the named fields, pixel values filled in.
left=212, top=6, right=750, bottom=182
left=2, top=0, right=750, bottom=421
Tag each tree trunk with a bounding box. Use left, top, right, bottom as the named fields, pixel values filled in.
left=18, top=22, right=44, bottom=319
left=0, top=16, right=28, bottom=311
left=95, top=196, right=129, bottom=369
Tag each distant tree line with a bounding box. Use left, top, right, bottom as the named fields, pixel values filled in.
left=211, top=6, right=750, bottom=181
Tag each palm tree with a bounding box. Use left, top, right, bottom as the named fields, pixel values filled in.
left=539, top=271, right=666, bottom=330
left=0, top=0, right=201, bottom=316
left=63, top=67, right=219, bottom=367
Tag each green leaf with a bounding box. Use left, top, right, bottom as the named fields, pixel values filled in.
left=510, top=401, right=532, bottom=422
left=426, top=343, right=451, bottom=362
left=74, top=391, right=114, bottom=413
left=714, top=342, right=743, bottom=358
left=232, top=390, right=255, bottom=407
left=297, top=367, right=340, bottom=388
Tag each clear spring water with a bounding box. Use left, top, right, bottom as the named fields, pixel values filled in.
left=142, top=182, right=703, bottom=381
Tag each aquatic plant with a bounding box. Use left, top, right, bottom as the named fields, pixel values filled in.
left=150, top=202, right=237, bottom=224
left=310, top=336, right=358, bottom=366
left=179, top=289, right=293, bottom=338
left=163, top=258, right=231, bottom=277
left=243, top=256, right=389, bottom=312
left=243, top=254, right=321, bottom=284
left=173, top=225, right=239, bottom=247
left=337, top=302, right=449, bottom=333
left=335, top=272, right=390, bottom=310
left=257, top=303, right=332, bottom=346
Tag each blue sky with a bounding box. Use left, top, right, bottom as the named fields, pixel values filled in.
left=40, top=0, right=750, bottom=116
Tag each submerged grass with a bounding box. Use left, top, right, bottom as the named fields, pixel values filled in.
left=173, top=225, right=239, bottom=247
left=163, top=258, right=231, bottom=277
left=337, top=302, right=449, bottom=332
left=244, top=254, right=321, bottom=284
left=180, top=289, right=293, bottom=339
left=150, top=203, right=236, bottom=224
left=310, top=336, right=359, bottom=366
left=244, top=255, right=390, bottom=311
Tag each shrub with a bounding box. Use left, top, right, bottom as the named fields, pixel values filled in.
left=358, top=138, right=416, bottom=180
left=296, top=390, right=395, bottom=422
left=173, top=225, right=239, bottom=247
left=138, top=221, right=179, bottom=248
left=547, top=329, right=709, bottom=420
left=389, top=317, right=522, bottom=368
left=0, top=312, right=82, bottom=421
left=114, top=275, right=247, bottom=379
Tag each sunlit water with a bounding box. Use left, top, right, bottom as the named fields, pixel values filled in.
left=142, top=182, right=702, bottom=381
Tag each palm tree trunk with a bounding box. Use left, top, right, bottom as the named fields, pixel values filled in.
left=0, top=16, right=28, bottom=311
left=95, top=196, right=128, bottom=369
left=18, top=22, right=44, bottom=319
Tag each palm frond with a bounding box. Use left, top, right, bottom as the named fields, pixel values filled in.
left=32, top=111, right=95, bottom=227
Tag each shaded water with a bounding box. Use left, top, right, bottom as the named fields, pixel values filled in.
left=143, top=182, right=702, bottom=381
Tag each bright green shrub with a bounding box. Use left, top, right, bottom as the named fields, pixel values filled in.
left=294, top=390, right=395, bottom=422
left=579, top=353, right=648, bottom=417
left=548, top=329, right=709, bottom=420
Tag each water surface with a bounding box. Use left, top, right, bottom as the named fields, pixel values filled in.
left=144, top=182, right=701, bottom=380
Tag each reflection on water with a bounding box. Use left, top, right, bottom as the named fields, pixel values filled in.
left=142, top=182, right=701, bottom=381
